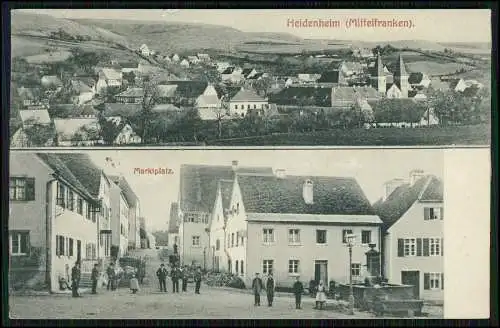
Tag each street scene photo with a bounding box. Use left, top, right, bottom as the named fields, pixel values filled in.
left=9, top=149, right=446, bottom=319
left=9, top=9, right=491, bottom=147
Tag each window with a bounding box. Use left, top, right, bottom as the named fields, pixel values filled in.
left=192, top=236, right=200, bottom=247
left=263, top=228, right=274, bottom=243
left=91, top=244, right=97, bottom=259
left=429, top=238, right=441, bottom=256
left=56, top=235, right=65, bottom=256
left=235, top=260, right=239, bottom=274
left=241, top=235, right=244, bottom=247
left=120, top=224, right=124, bottom=235
left=404, top=238, right=416, bottom=256
left=86, top=203, right=92, bottom=220
left=262, top=260, right=274, bottom=275
left=351, top=263, right=361, bottom=277
left=342, top=229, right=353, bottom=243
left=288, top=229, right=301, bottom=244
left=68, top=238, right=74, bottom=257
left=231, top=233, right=235, bottom=247
left=57, top=183, right=66, bottom=207
left=240, top=260, right=244, bottom=275
left=316, top=230, right=327, bottom=244
left=236, top=232, right=239, bottom=247
left=86, top=243, right=91, bottom=258
left=68, top=190, right=74, bottom=211
left=216, top=239, right=220, bottom=251
left=424, top=207, right=443, bottom=220
left=10, top=231, right=29, bottom=255
left=361, top=230, right=372, bottom=244
left=424, top=272, right=443, bottom=290
left=288, top=259, right=299, bottom=274
left=77, top=198, right=83, bottom=215
left=9, top=178, right=35, bottom=201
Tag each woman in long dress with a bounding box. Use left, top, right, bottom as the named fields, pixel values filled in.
left=130, top=274, right=140, bottom=294
left=315, top=280, right=327, bottom=310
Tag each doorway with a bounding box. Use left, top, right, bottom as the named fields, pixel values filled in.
left=401, top=270, right=420, bottom=299
left=314, top=260, right=328, bottom=285
left=77, top=240, right=82, bottom=263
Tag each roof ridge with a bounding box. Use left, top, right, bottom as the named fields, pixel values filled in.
left=417, top=175, right=435, bottom=201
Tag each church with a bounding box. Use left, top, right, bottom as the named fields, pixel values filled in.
left=370, top=53, right=410, bottom=99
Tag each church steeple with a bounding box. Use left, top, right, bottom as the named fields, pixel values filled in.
left=370, top=52, right=386, bottom=93
left=394, top=54, right=409, bottom=98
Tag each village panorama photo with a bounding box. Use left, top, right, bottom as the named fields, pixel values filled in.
left=9, top=9, right=491, bottom=147
left=8, top=149, right=450, bottom=319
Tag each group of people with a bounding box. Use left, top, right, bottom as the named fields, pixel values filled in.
left=156, top=263, right=203, bottom=294
left=251, top=272, right=327, bottom=310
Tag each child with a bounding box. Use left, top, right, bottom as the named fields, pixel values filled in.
left=130, top=274, right=140, bottom=294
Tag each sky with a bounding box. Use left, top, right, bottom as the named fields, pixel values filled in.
left=86, top=149, right=444, bottom=232
left=16, top=9, right=491, bottom=43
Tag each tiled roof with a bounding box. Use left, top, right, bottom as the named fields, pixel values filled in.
left=165, top=81, right=208, bottom=99
left=108, top=175, right=138, bottom=207
left=449, top=79, right=464, bottom=90
left=269, top=87, right=332, bottom=107
left=168, top=202, right=179, bottom=233
left=100, top=68, right=122, bottom=81
left=19, top=109, right=51, bottom=125
left=53, top=118, right=99, bottom=141
left=157, top=84, right=177, bottom=98
left=55, top=153, right=103, bottom=198
left=214, top=85, right=242, bottom=100
left=36, top=153, right=97, bottom=200
left=332, top=86, right=380, bottom=103
left=219, top=179, right=234, bottom=210
left=237, top=175, right=375, bottom=215
left=116, top=88, right=144, bottom=98
left=103, top=103, right=142, bottom=117
left=230, top=88, right=267, bottom=102
left=152, top=104, right=182, bottom=112
left=197, top=95, right=220, bottom=107
left=179, top=164, right=274, bottom=213
left=373, top=175, right=442, bottom=230
left=318, top=71, right=341, bottom=83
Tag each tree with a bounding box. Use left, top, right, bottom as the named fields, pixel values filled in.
left=23, top=120, right=55, bottom=147
left=138, top=78, right=161, bottom=144
left=122, top=71, right=136, bottom=85
left=253, top=76, right=273, bottom=97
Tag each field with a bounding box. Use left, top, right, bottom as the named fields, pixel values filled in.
left=25, top=50, right=72, bottom=64
left=405, top=61, right=474, bottom=75
left=208, top=125, right=490, bottom=146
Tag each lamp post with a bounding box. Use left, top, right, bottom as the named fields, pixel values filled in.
left=346, top=233, right=356, bottom=315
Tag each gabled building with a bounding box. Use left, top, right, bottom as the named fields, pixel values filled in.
left=53, top=118, right=101, bottom=147
left=139, top=44, right=151, bottom=57
left=317, top=70, right=347, bottom=86
left=11, top=109, right=54, bottom=148
left=409, top=72, right=432, bottom=89
left=228, top=87, right=269, bottom=117
left=101, top=116, right=142, bottom=145
left=115, top=87, right=144, bottom=104
left=180, top=59, right=191, bottom=68
left=373, top=170, right=443, bottom=302
left=449, top=78, right=468, bottom=93
left=96, top=69, right=122, bottom=94
left=331, top=86, right=380, bottom=109
left=9, top=153, right=103, bottom=293
left=70, top=79, right=96, bottom=105
left=209, top=165, right=383, bottom=288
left=168, top=203, right=180, bottom=247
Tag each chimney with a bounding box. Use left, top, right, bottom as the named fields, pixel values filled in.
left=382, top=178, right=406, bottom=201
left=231, top=160, right=239, bottom=171
left=275, top=169, right=286, bottom=179
left=302, top=179, right=314, bottom=205
left=409, top=169, right=425, bottom=186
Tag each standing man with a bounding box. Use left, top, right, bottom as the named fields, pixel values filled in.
left=293, top=276, right=304, bottom=309
left=156, top=263, right=168, bottom=292
left=266, top=271, right=275, bottom=307
left=180, top=266, right=188, bottom=292
left=194, top=267, right=202, bottom=294
left=252, top=273, right=263, bottom=306
left=71, top=262, right=81, bottom=298
left=171, top=265, right=180, bottom=293
left=106, top=263, right=115, bottom=291
left=91, top=263, right=99, bottom=294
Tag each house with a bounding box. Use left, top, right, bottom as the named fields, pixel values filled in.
left=338, top=61, right=364, bottom=77
left=156, top=84, right=178, bottom=103
left=139, top=44, right=151, bottom=57
left=297, top=73, right=321, bottom=84
left=242, top=68, right=258, bottom=79
left=115, top=88, right=144, bottom=104
left=8, top=153, right=104, bottom=293
left=103, top=103, right=142, bottom=118
left=373, top=170, right=444, bottom=302
left=137, top=61, right=163, bottom=76
left=168, top=203, right=180, bottom=247
left=178, top=162, right=274, bottom=266
left=221, top=67, right=244, bottom=83
left=53, top=118, right=101, bottom=146
left=409, top=72, right=432, bottom=89
left=216, top=62, right=231, bottom=73
left=172, top=54, right=180, bottom=62
left=197, top=54, right=211, bottom=62
left=269, top=87, right=332, bottom=108
left=195, top=84, right=222, bottom=120
left=101, top=116, right=142, bottom=145
left=209, top=164, right=383, bottom=288
left=17, top=87, right=43, bottom=107
left=107, top=176, right=131, bottom=258
left=419, top=108, right=440, bottom=126
left=180, top=59, right=190, bottom=68
left=331, top=86, right=380, bottom=108
left=109, top=175, right=141, bottom=250
left=317, top=70, right=347, bottom=86
left=353, top=48, right=374, bottom=59
left=70, top=79, right=96, bottom=105
left=10, top=109, right=53, bottom=148
left=449, top=78, right=468, bottom=92
left=120, top=62, right=139, bottom=75
left=228, top=88, right=269, bottom=117
left=41, top=75, right=63, bottom=89
left=386, top=84, right=403, bottom=99
left=96, top=69, right=122, bottom=94
left=188, top=56, right=200, bottom=65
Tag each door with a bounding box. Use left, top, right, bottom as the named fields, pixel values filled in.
left=314, top=260, right=328, bottom=285
left=77, top=240, right=82, bottom=263
left=401, top=270, right=420, bottom=299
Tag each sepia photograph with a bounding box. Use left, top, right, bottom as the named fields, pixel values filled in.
left=8, top=9, right=491, bottom=147
left=8, top=149, right=449, bottom=319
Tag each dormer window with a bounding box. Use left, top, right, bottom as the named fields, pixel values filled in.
left=302, top=179, right=314, bottom=205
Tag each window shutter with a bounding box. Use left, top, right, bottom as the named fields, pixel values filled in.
left=20, top=233, right=30, bottom=254
left=56, top=236, right=60, bottom=256
left=424, top=207, right=430, bottom=220
left=440, top=207, right=444, bottom=220
left=397, top=238, right=404, bottom=257
left=26, top=178, right=35, bottom=201
left=424, top=273, right=430, bottom=290
left=441, top=273, right=444, bottom=289
left=423, top=238, right=430, bottom=256
left=416, top=238, right=423, bottom=256
left=441, top=238, right=443, bottom=256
